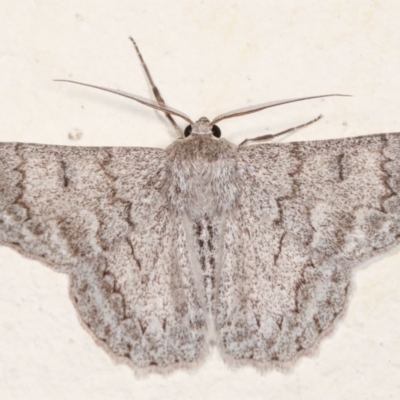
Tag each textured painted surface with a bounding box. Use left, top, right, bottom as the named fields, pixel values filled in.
left=1, top=0, right=400, bottom=399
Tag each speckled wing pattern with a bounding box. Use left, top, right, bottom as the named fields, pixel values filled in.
left=1, top=132, right=400, bottom=373
left=0, top=143, right=206, bottom=369
left=217, top=133, right=400, bottom=365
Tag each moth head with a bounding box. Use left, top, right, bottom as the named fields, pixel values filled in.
left=184, top=117, right=221, bottom=138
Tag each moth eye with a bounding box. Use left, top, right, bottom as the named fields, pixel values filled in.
left=212, top=125, right=221, bottom=138
left=184, top=125, right=192, bottom=137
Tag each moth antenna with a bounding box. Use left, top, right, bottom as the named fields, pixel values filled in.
left=53, top=79, right=193, bottom=124
left=211, top=94, right=351, bottom=124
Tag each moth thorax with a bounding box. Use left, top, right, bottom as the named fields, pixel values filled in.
left=173, top=164, right=239, bottom=216
left=164, top=137, right=241, bottom=216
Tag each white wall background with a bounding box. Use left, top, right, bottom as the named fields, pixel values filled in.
left=1, top=1, right=400, bottom=399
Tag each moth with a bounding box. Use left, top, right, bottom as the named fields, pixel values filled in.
left=1, top=38, right=399, bottom=374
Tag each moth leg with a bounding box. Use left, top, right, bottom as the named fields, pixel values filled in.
left=239, top=114, right=323, bottom=147
left=129, top=37, right=183, bottom=137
